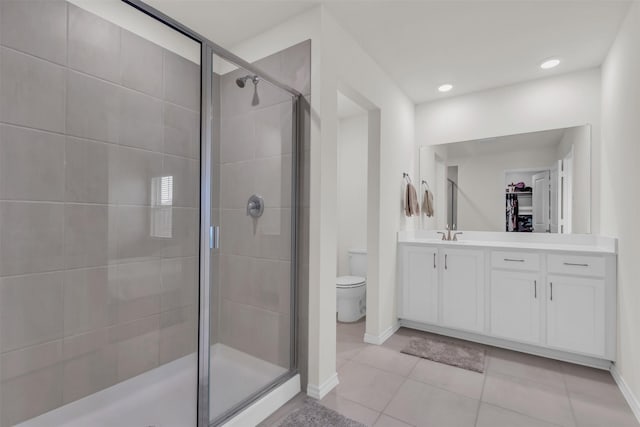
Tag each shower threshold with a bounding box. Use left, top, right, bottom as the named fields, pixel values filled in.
left=17, top=344, right=293, bottom=427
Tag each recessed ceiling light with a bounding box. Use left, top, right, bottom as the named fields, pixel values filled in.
left=438, top=84, right=453, bottom=93
left=540, top=58, right=560, bottom=69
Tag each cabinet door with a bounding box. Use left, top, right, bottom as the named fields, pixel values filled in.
left=547, top=275, right=605, bottom=356
left=441, top=249, right=484, bottom=332
left=401, top=246, right=438, bottom=323
left=490, top=270, right=540, bottom=344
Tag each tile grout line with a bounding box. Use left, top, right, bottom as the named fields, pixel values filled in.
left=365, top=354, right=417, bottom=425
left=480, top=369, right=572, bottom=426
left=349, top=352, right=419, bottom=378
left=560, top=364, right=580, bottom=426
left=482, top=354, right=571, bottom=392
left=474, top=350, right=489, bottom=427
left=1, top=116, right=200, bottom=162
left=0, top=44, right=199, bottom=114
left=373, top=375, right=410, bottom=427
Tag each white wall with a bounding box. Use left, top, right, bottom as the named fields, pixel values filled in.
left=447, top=147, right=558, bottom=232
left=415, top=69, right=602, bottom=233
left=601, top=1, right=640, bottom=416
left=337, top=114, right=368, bottom=276
left=228, top=6, right=416, bottom=395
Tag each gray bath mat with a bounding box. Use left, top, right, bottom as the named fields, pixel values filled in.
left=278, top=398, right=366, bottom=427
left=401, top=336, right=486, bottom=373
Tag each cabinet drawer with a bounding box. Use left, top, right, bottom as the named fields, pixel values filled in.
left=547, top=254, right=605, bottom=277
left=491, top=251, right=540, bottom=271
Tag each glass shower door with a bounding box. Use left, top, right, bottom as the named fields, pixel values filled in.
left=207, top=51, right=297, bottom=424
left=0, top=1, right=201, bottom=426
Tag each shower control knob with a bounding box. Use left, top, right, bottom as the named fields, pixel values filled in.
left=246, top=194, right=264, bottom=218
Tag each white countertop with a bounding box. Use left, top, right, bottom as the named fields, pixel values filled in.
left=398, top=230, right=617, bottom=254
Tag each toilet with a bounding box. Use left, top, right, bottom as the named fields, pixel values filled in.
left=336, top=249, right=367, bottom=323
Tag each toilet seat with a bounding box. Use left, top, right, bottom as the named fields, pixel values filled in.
left=336, top=275, right=366, bottom=288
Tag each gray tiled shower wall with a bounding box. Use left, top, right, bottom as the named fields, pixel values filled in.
left=211, top=40, right=311, bottom=377
left=0, top=1, right=200, bottom=425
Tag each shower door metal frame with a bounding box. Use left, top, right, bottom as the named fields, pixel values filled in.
left=120, top=1, right=303, bottom=426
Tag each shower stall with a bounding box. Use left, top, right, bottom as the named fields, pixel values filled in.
left=0, top=1, right=307, bottom=426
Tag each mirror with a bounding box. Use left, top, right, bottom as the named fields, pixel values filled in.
left=419, top=125, right=591, bottom=234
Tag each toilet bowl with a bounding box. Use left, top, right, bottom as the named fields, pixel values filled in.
left=336, top=249, right=367, bottom=322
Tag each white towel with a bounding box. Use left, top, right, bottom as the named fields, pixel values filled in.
left=405, top=183, right=420, bottom=217
left=422, top=189, right=434, bottom=217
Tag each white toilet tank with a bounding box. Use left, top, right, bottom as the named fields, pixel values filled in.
left=348, top=249, right=367, bottom=277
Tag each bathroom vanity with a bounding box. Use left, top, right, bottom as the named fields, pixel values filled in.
left=397, top=230, right=617, bottom=367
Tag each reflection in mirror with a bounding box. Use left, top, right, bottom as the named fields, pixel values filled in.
left=419, top=125, right=591, bottom=234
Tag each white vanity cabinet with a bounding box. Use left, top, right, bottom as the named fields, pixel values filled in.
left=401, top=245, right=438, bottom=323
left=544, top=252, right=610, bottom=356
left=398, top=236, right=617, bottom=366
left=546, top=275, right=605, bottom=356
left=490, top=270, right=541, bottom=345
left=441, top=249, right=484, bottom=332
left=398, top=245, right=485, bottom=332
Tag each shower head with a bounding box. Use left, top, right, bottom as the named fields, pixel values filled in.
left=235, top=75, right=258, bottom=88
left=235, top=76, right=247, bottom=88
left=235, top=75, right=261, bottom=106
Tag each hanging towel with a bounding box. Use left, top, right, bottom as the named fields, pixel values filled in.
left=422, top=189, right=434, bottom=217
left=405, top=183, right=420, bottom=217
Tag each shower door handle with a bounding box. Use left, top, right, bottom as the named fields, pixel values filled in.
left=210, top=226, right=220, bottom=250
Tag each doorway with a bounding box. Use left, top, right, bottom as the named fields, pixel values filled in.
left=335, top=91, right=368, bottom=326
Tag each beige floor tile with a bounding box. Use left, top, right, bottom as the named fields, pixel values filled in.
left=354, top=345, right=419, bottom=376
left=337, top=319, right=366, bottom=342
left=482, top=373, right=575, bottom=426
left=337, top=340, right=369, bottom=360
left=561, top=363, right=620, bottom=401
left=374, top=414, right=415, bottom=427
left=264, top=328, right=637, bottom=427
left=476, top=403, right=562, bottom=427
left=337, top=354, right=349, bottom=370
left=321, top=392, right=380, bottom=426
left=488, top=347, right=565, bottom=388
left=409, top=358, right=485, bottom=399
left=384, top=379, right=478, bottom=427
left=336, top=360, right=405, bottom=411
left=570, top=391, right=639, bottom=427
left=381, top=333, right=413, bottom=352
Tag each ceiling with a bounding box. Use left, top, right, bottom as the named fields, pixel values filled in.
left=143, top=1, right=317, bottom=48
left=325, top=1, right=631, bottom=104
left=144, top=1, right=631, bottom=105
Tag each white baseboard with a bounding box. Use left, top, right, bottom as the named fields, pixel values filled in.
left=306, top=372, right=339, bottom=400
left=364, top=322, right=400, bottom=345
left=611, top=365, right=640, bottom=424
left=223, top=374, right=300, bottom=427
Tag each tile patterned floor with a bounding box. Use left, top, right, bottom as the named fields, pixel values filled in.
left=261, top=319, right=639, bottom=427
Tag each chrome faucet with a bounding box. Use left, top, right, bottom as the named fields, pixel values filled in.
left=437, top=224, right=463, bottom=241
